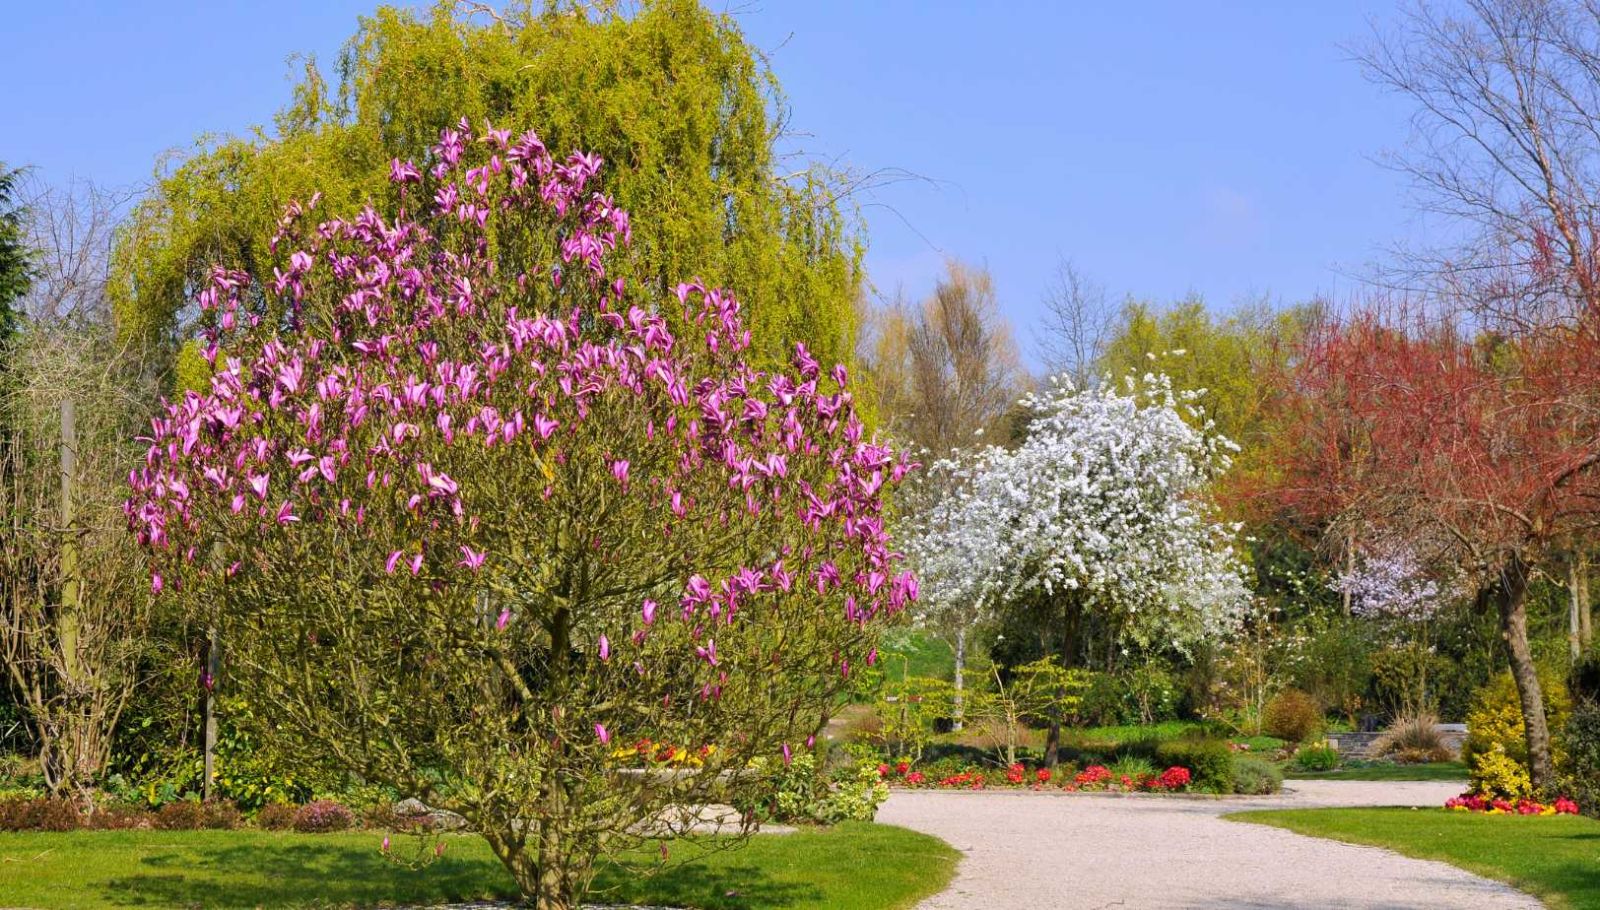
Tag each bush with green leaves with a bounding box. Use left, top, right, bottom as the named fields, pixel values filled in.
left=1290, top=745, right=1340, bottom=773
left=740, top=752, right=886, bottom=824
left=1231, top=755, right=1282, bottom=794
left=1154, top=737, right=1234, bottom=793
left=1560, top=697, right=1600, bottom=818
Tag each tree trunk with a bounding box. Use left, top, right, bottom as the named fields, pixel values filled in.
left=951, top=627, right=967, bottom=733
left=1495, top=558, right=1556, bottom=793
left=1043, top=596, right=1082, bottom=768
left=1572, top=553, right=1587, bottom=662
left=1579, top=550, right=1593, bottom=653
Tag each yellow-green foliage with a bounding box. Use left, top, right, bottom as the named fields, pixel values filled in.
left=112, top=0, right=863, bottom=376
left=1464, top=669, right=1571, bottom=799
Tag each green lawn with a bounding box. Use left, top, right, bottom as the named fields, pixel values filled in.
left=1285, top=761, right=1468, bottom=782
left=1230, top=808, right=1600, bottom=909
left=0, top=822, right=957, bottom=910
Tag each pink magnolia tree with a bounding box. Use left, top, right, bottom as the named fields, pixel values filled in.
left=125, top=119, right=914, bottom=908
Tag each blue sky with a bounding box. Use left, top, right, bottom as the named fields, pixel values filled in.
left=3, top=1, right=1422, bottom=358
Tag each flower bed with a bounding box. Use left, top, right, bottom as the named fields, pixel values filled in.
left=1444, top=793, right=1580, bottom=816
left=878, top=761, right=1193, bottom=793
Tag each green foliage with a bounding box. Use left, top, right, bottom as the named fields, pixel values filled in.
left=1153, top=737, right=1234, bottom=793
left=1262, top=688, right=1323, bottom=744
left=877, top=676, right=955, bottom=763
left=0, top=163, right=30, bottom=345
left=1230, top=754, right=1283, bottom=794
left=112, top=1, right=863, bottom=376
left=1285, top=611, right=1374, bottom=724
left=1464, top=669, right=1572, bottom=799
left=1290, top=745, right=1341, bottom=772
left=1559, top=698, right=1600, bottom=818
left=1095, top=298, right=1310, bottom=453
left=713, top=751, right=888, bottom=825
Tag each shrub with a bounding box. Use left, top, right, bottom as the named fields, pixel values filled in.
left=819, top=763, right=889, bottom=822
left=0, top=798, right=80, bottom=832
left=86, top=803, right=151, bottom=830
left=255, top=801, right=298, bottom=831
left=1559, top=698, right=1600, bottom=818
left=292, top=799, right=355, bottom=834
left=1231, top=755, right=1283, bottom=794
left=126, top=121, right=912, bottom=906
left=1290, top=745, right=1340, bottom=772
left=154, top=800, right=207, bottom=830
left=1108, top=756, right=1157, bottom=784
left=1464, top=670, right=1571, bottom=798
left=1263, top=689, right=1323, bottom=744
left=738, top=752, right=887, bottom=823
left=1372, top=710, right=1452, bottom=763
left=1154, top=738, right=1234, bottom=793
left=202, top=800, right=242, bottom=830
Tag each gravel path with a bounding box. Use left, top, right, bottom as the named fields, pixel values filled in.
left=878, top=780, right=1544, bottom=910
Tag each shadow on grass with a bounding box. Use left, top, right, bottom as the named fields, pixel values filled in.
left=591, top=859, right=821, bottom=910
left=100, top=839, right=515, bottom=908
left=95, top=837, right=819, bottom=910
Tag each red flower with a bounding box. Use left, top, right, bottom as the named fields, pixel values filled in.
left=878, top=764, right=890, bottom=778
left=905, top=771, right=926, bottom=786
left=1006, top=763, right=1026, bottom=784
left=1036, top=768, right=1052, bottom=783
left=895, top=761, right=910, bottom=776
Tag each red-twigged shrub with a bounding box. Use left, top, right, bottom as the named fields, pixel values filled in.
left=0, top=798, right=81, bottom=832
left=255, top=802, right=297, bottom=831
left=154, top=801, right=207, bottom=830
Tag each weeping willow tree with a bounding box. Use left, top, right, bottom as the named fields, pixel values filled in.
left=112, top=0, right=864, bottom=379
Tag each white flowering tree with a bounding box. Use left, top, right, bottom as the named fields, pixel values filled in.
left=904, top=374, right=1249, bottom=763
left=1334, top=543, right=1444, bottom=623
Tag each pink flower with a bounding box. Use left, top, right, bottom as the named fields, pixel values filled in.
left=458, top=545, right=486, bottom=571
left=496, top=607, right=511, bottom=631
left=611, top=459, right=629, bottom=484
left=385, top=551, right=404, bottom=574
left=595, top=723, right=610, bottom=745
left=641, top=598, right=657, bottom=625
left=598, top=634, right=610, bottom=661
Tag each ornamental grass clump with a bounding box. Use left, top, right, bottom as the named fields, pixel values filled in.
left=125, top=120, right=914, bottom=910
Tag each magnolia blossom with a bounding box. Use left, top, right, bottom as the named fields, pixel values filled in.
left=906, top=374, right=1248, bottom=650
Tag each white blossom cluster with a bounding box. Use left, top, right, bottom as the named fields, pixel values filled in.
left=903, top=374, right=1250, bottom=651
left=1333, top=543, right=1443, bottom=622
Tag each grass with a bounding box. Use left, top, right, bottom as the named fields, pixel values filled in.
left=1229, top=807, right=1600, bottom=909
left=877, top=630, right=959, bottom=683
left=0, top=822, right=957, bottom=910
left=1285, top=761, right=1468, bottom=782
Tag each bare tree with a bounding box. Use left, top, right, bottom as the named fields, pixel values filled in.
left=17, top=176, right=133, bottom=323
left=872, top=259, right=1029, bottom=455
left=0, top=179, right=155, bottom=803
left=866, top=260, right=1028, bottom=727
left=1362, top=0, right=1600, bottom=331
left=1035, top=257, right=1116, bottom=386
